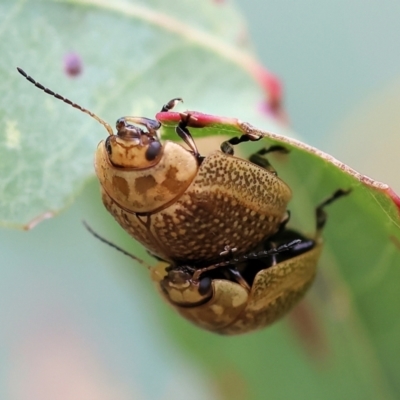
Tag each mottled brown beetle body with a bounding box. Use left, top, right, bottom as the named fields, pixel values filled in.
left=96, top=144, right=291, bottom=262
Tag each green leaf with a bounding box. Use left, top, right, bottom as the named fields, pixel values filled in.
left=2, top=0, right=277, bottom=228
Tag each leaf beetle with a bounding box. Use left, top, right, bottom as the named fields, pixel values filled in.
left=84, top=189, right=348, bottom=335
left=17, top=68, right=292, bottom=263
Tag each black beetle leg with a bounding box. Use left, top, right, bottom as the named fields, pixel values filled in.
left=220, top=132, right=263, bottom=155
left=315, top=189, right=350, bottom=233
left=264, top=211, right=294, bottom=264
left=219, top=245, right=251, bottom=289
left=175, top=113, right=201, bottom=159
left=218, top=245, right=251, bottom=288
left=249, top=145, right=289, bottom=175
left=160, top=97, right=183, bottom=112
left=159, top=99, right=201, bottom=158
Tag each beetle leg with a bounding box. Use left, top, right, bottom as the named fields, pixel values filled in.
left=175, top=113, right=201, bottom=159
left=218, top=246, right=251, bottom=290
left=249, top=145, right=289, bottom=175
left=316, top=188, right=350, bottom=233
left=272, top=235, right=316, bottom=262
left=160, top=98, right=183, bottom=112
left=220, top=132, right=263, bottom=155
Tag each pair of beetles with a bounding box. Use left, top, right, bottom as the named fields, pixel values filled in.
left=18, top=68, right=348, bottom=335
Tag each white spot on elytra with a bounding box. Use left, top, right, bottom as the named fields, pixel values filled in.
left=5, top=119, right=21, bottom=149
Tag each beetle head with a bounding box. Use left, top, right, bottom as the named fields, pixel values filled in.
left=15, top=68, right=201, bottom=214
left=160, top=268, right=213, bottom=307
left=104, top=117, right=164, bottom=169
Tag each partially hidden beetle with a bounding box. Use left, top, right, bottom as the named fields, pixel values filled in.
left=85, top=189, right=348, bottom=335
left=17, top=68, right=291, bottom=264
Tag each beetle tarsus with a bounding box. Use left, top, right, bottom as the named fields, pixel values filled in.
left=220, top=133, right=263, bottom=155
left=316, top=189, right=351, bottom=232
left=258, top=145, right=289, bottom=155
left=160, top=97, right=183, bottom=112
left=249, top=145, right=289, bottom=175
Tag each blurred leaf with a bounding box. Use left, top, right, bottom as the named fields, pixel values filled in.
left=329, top=75, right=400, bottom=194
left=1, top=0, right=279, bottom=228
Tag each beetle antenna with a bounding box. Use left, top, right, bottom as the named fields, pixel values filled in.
left=83, top=220, right=152, bottom=270
left=224, top=239, right=301, bottom=266
left=16, top=67, right=114, bottom=136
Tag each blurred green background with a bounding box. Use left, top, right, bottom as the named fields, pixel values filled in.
left=239, top=0, right=400, bottom=194
left=1, top=1, right=400, bottom=399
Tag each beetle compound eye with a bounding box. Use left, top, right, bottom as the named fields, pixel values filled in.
left=105, top=136, right=112, bottom=155
left=145, top=141, right=162, bottom=161
left=198, top=277, right=212, bottom=296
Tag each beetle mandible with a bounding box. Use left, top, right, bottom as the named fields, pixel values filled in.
left=17, top=68, right=292, bottom=263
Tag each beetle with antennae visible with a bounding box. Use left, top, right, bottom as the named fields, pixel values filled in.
left=82, top=189, right=348, bottom=335
left=16, top=67, right=293, bottom=265
left=17, top=68, right=349, bottom=334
